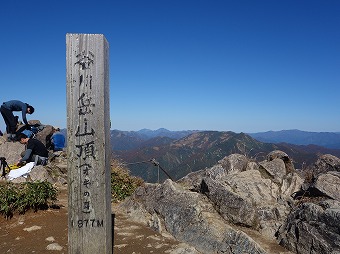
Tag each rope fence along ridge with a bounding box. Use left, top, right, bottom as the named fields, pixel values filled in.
left=125, top=158, right=174, bottom=181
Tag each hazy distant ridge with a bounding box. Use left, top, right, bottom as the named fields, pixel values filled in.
left=248, top=129, right=340, bottom=149
left=112, top=128, right=340, bottom=150
left=111, top=128, right=198, bottom=150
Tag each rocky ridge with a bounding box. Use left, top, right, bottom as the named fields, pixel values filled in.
left=1, top=125, right=340, bottom=254
left=118, top=151, right=340, bottom=254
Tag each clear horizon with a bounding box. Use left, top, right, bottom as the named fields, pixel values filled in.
left=111, top=127, right=340, bottom=134
left=1, top=1, right=339, bottom=133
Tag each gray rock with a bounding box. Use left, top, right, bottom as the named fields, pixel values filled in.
left=177, top=169, right=206, bottom=191
left=120, top=172, right=299, bottom=253
left=120, top=180, right=268, bottom=254
left=281, top=173, right=304, bottom=199
left=313, top=171, right=340, bottom=201
left=259, top=158, right=286, bottom=184
left=267, top=150, right=295, bottom=173
left=246, top=161, right=260, bottom=171
left=46, top=242, right=63, bottom=251
left=312, top=154, right=340, bottom=174
left=11, top=176, right=27, bottom=184
left=168, top=243, right=200, bottom=254
left=208, top=177, right=256, bottom=225
left=277, top=200, right=340, bottom=254
left=118, top=148, right=311, bottom=253
left=29, top=165, right=55, bottom=183
left=201, top=168, right=299, bottom=238
left=205, top=164, right=227, bottom=180
left=35, top=125, right=53, bottom=146
left=217, top=153, right=249, bottom=175
left=27, top=119, right=42, bottom=126
left=0, top=141, right=24, bottom=164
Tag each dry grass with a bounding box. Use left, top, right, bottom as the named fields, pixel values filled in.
left=110, top=159, right=144, bottom=202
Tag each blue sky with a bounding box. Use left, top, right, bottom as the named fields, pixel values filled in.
left=1, top=0, right=339, bottom=133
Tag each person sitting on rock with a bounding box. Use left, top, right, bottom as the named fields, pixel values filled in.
left=0, top=100, right=35, bottom=141
left=50, top=127, right=65, bottom=152
left=16, top=133, right=48, bottom=166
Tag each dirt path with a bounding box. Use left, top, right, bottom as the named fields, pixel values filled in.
left=0, top=187, right=193, bottom=254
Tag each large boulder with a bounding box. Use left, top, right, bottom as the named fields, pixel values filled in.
left=280, top=173, right=304, bottom=199
left=200, top=172, right=260, bottom=228
left=28, top=165, right=55, bottom=183
left=277, top=200, right=340, bottom=254
left=312, top=154, right=340, bottom=174
left=200, top=167, right=301, bottom=238
left=313, top=171, right=340, bottom=201
left=179, top=153, right=258, bottom=191
left=258, top=150, right=296, bottom=184
left=120, top=180, right=274, bottom=254
left=0, top=141, right=24, bottom=164
left=217, top=154, right=249, bottom=175
left=259, top=159, right=287, bottom=184
left=266, top=150, right=295, bottom=173
left=35, top=125, right=54, bottom=146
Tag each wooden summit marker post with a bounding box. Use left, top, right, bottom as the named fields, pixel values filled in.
left=66, top=34, right=112, bottom=253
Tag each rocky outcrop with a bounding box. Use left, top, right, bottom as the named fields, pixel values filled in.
left=119, top=152, right=302, bottom=253
left=201, top=153, right=302, bottom=238
left=119, top=151, right=340, bottom=253
left=217, top=153, right=249, bottom=174
left=259, top=158, right=287, bottom=184
left=311, top=154, right=340, bottom=174
left=0, top=139, right=25, bottom=164
left=259, top=150, right=296, bottom=185
left=267, top=150, right=295, bottom=173
left=121, top=180, right=271, bottom=254
left=313, top=171, right=340, bottom=201
left=276, top=154, right=340, bottom=253
left=277, top=200, right=340, bottom=254
left=201, top=169, right=302, bottom=238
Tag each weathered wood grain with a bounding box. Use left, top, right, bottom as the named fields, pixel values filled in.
left=66, top=33, right=112, bottom=254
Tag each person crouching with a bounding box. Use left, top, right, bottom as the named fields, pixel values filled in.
left=16, top=133, right=49, bottom=166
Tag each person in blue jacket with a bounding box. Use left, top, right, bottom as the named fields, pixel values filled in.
left=0, top=100, right=34, bottom=141
left=50, top=127, right=65, bottom=152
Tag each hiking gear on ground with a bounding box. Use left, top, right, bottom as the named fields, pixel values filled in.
left=22, top=129, right=34, bottom=138
left=7, top=133, right=16, bottom=142
left=33, top=155, right=48, bottom=166
left=0, top=157, right=11, bottom=177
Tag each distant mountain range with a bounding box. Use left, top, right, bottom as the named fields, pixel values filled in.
left=111, top=129, right=340, bottom=183
left=248, top=129, right=340, bottom=149
left=110, top=128, right=198, bottom=151
left=111, top=128, right=340, bottom=150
